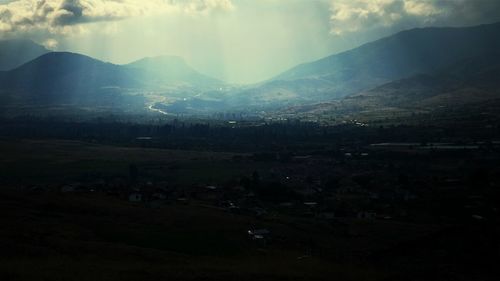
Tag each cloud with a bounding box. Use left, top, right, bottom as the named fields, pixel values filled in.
left=180, top=0, right=235, bottom=15
left=42, top=37, right=58, bottom=48
left=0, top=0, right=235, bottom=37
left=329, top=0, right=500, bottom=35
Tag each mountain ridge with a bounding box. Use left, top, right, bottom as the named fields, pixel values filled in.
left=274, top=21, right=500, bottom=81
left=125, top=55, right=223, bottom=87
left=0, top=39, right=51, bottom=71
left=249, top=21, right=500, bottom=104
left=2, top=22, right=500, bottom=114
left=0, top=51, right=223, bottom=107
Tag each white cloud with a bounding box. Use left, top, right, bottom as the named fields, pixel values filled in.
left=42, top=37, right=58, bottom=48
left=181, top=0, right=235, bottom=15
left=329, top=0, right=500, bottom=35
left=329, top=0, right=439, bottom=35
left=403, top=0, right=438, bottom=16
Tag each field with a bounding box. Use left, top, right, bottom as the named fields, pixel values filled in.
left=0, top=138, right=498, bottom=281
left=0, top=190, right=386, bottom=281
left=0, top=138, right=260, bottom=185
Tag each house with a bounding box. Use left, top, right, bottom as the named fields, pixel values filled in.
left=220, top=200, right=238, bottom=208
left=194, top=186, right=219, bottom=201
left=61, top=185, right=77, bottom=193
left=147, top=200, right=164, bottom=209
left=279, top=202, right=294, bottom=208
left=317, top=212, right=335, bottom=220
left=249, top=207, right=268, bottom=217
left=152, top=192, right=167, bottom=200
left=129, top=193, right=142, bottom=202
left=296, top=188, right=318, bottom=197
left=248, top=229, right=271, bottom=240
left=368, top=192, right=380, bottom=200
left=293, top=155, right=312, bottom=163
left=304, top=202, right=318, bottom=208
left=27, top=185, right=47, bottom=192
left=248, top=229, right=271, bottom=247
left=60, top=183, right=84, bottom=193
left=357, top=211, right=377, bottom=220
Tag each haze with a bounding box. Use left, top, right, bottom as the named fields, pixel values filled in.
left=2, top=0, right=500, bottom=83
left=2, top=1, right=500, bottom=280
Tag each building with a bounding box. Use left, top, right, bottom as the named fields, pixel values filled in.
left=129, top=193, right=142, bottom=202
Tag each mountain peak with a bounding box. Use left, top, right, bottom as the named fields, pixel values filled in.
left=33, top=52, right=105, bottom=63
left=127, top=55, right=188, bottom=69
left=124, top=54, right=223, bottom=86
left=14, top=52, right=113, bottom=72
left=0, top=39, right=50, bottom=71
left=270, top=21, right=500, bottom=100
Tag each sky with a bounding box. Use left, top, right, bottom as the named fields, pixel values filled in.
left=1, top=0, right=500, bottom=84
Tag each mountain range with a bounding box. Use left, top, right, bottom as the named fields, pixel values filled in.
left=238, top=22, right=500, bottom=106
left=281, top=54, right=500, bottom=118
left=0, top=47, right=222, bottom=107
left=1, top=22, right=500, bottom=116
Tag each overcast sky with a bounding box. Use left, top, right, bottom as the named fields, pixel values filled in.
left=1, top=0, right=500, bottom=83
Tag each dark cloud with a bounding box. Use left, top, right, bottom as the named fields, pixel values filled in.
left=0, top=0, right=235, bottom=36
left=53, top=0, right=84, bottom=25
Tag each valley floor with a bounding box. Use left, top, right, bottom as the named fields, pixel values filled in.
left=0, top=138, right=499, bottom=280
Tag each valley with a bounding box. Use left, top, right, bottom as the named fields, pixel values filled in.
left=1, top=16, right=500, bottom=281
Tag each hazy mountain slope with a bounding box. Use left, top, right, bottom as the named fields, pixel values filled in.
left=276, top=22, right=500, bottom=80
left=2, top=22, right=500, bottom=114
left=126, top=56, right=222, bottom=88
left=346, top=55, right=500, bottom=109
left=0, top=52, right=143, bottom=106
left=253, top=22, right=500, bottom=102
left=277, top=53, right=500, bottom=119
left=160, top=21, right=500, bottom=113
left=0, top=39, right=50, bottom=71
left=0, top=51, right=228, bottom=108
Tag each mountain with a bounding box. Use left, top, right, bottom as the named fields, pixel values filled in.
left=251, top=22, right=500, bottom=103
left=0, top=52, right=223, bottom=108
left=2, top=22, right=500, bottom=115
left=125, top=56, right=222, bottom=88
left=0, top=52, right=144, bottom=106
left=280, top=54, right=500, bottom=118
left=152, top=22, right=500, bottom=113
left=344, top=54, right=500, bottom=110
left=0, top=39, right=50, bottom=71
